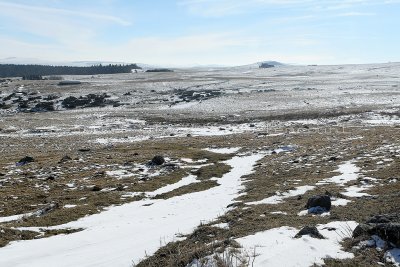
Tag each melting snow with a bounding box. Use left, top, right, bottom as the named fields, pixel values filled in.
left=0, top=212, right=33, bottom=223
left=317, top=161, right=360, bottom=186
left=0, top=153, right=266, bottom=267
left=147, top=175, right=199, bottom=197
left=236, top=221, right=357, bottom=267
left=332, top=198, right=352, bottom=206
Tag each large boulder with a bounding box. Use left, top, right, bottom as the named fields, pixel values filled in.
left=306, top=195, right=331, bottom=211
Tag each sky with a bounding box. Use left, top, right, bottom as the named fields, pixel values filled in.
left=0, top=0, right=399, bottom=66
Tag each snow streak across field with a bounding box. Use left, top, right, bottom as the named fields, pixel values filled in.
left=0, top=153, right=266, bottom=267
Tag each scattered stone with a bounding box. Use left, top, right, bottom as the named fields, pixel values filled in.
left=306, top=195, right=331, bottom=212
left=295, top=226, right=325, bottom=239
left=150, top=155, right=165, bottom=166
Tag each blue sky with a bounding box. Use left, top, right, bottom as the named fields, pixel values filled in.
left=0, top=0, right=399, bottom=66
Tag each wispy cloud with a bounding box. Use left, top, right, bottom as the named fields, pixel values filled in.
left=0, top=1, right=131, bottom=26
left=179, top=0, right=395, bottom=17
left=335, top=11, right=375, bottom=16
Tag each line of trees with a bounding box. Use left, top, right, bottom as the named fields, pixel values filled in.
left=0, top=63, right=142, bottom=78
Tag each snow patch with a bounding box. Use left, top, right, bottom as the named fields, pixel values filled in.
left=204, top=147, right=241, bottom=154
left=317, top=161, right=359, bottom=186
left=235, top=221, right=357, bottom=267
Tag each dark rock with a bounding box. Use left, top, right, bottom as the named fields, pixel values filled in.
left=295, top=226, right=325, bottom=239
left=92, top=185, right=102, bottom=192
left=46, top=176, right=55, bottom=181
left=374, top=223, right=400, bottom=247
left=78, top=148, right=91, bottom=152
left=328, top=156, right=339, bottom=161
left=16, top=156, right=35, bottom=166
left=352, top=223, right=374, bottom=238
left=150, top=155, right=165, bottom=165
left=306, top=195, right=331, bottom=211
